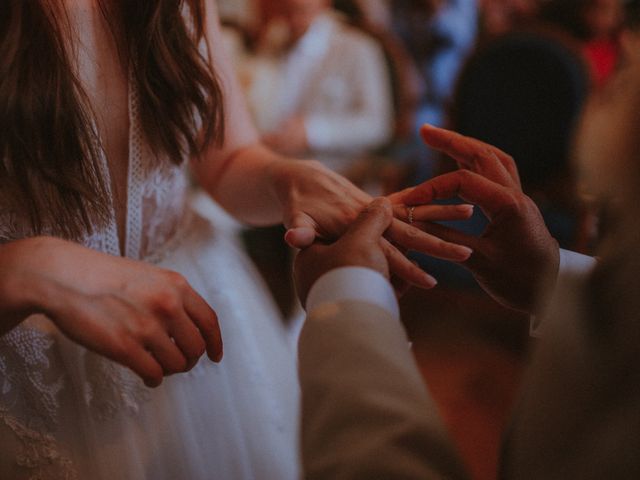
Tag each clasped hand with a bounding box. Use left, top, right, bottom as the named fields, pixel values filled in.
left=278, top=159, right=474, bottom=292
left=295, top=126, right=560, bottom=314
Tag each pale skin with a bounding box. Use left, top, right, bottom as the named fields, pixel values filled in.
left=0, top=1, right=470, bottom=386
left=257, top=0, right=323, bottom=155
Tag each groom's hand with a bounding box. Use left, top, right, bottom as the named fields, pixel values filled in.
left=294, top=198, right=394, bottom=306
left=389, top=125, right=560, bottom=314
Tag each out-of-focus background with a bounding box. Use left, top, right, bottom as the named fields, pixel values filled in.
left=210, top=1, right=639, bottom=478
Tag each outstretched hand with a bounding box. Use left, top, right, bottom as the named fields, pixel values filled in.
left=389, top=125, right=560, bottom=313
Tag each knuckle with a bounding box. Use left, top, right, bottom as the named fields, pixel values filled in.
left=404, top=226, right=421, bottom=241
left=458, top=169, right=475, bottom=181
left=503, top=153, right=516, bottom=165
left=155, top=294, right=182, bottom=317
left=164, top=271, right=189, bottom=290
left=134, top=321, right=161, bottom=343
left=497, top=190, right=521, bottom=213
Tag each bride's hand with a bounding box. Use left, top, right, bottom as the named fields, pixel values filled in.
left=270, top=159, right=474, bottom=288
left=0, top=237, right=222, bottom=387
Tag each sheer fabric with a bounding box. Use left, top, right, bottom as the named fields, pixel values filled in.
left=0, top=9, right=300, bottom=479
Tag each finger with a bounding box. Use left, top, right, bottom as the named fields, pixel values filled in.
left=284, top=212, right=319, bottom=248
left=387, top=185, right=416, bottom=205
left=420, top=123, right=517, bottom=176
left=420, top=124, right=521, bottom=188
left=146, top=333, right=188, bottom=375
left=382, top=238, right=437, bottom=289
left=416, top=221, right=479, bottom=254
left=392, top=203, right=474, bottom=223
left=168, top=312, right=207, bottom=371
left=56, top=295, right=166, bottom=387
left=342, top=198, right=393, bottom=241
left=122, top=344, right=165, bottom=388
left=388, top=218, right=473, bottom=261
left=285, top=227, right=316, bottom=248
left=398, top=171, right=519, bottom=220
left=183, top=289, right=223, bottom=363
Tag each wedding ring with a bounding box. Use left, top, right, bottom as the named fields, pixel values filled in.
left=407, top=206, right=415, bottom=225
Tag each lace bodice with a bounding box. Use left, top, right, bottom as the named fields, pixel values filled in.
left=0, top=24, right=200, bottom=479
left=0, top=3, right=301, bottom=479
left=0, top=79, right=192, bottom=263
left=0, top=77, right=195, bottom=479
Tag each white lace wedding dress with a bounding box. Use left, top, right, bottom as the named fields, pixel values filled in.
left=0, top=26, right=300, bottom=480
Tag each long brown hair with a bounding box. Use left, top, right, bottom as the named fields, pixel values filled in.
left=0, top=0, right=225, bottom=240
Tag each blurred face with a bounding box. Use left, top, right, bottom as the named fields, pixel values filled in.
left=480, top=0, right=539, bottom=37
left=575, top=44, right=640, bottom=203
left=280, top=0, right=329, bottom=41
left=583, top=0, right=623, bottom=38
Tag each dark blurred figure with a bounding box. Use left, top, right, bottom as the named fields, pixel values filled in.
left=540, top=0, right=624, bottom=87
left=252, top=0, right=393, bottom=169
left=392, top=0, right=478, bottom=131
left=449, top=31, right=590, bottom=251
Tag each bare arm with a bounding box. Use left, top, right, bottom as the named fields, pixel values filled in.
left=192, top=2, right=473, bottom=289
left=191, top=0, right=283, bottom=226
left=0, top=237, right=222, bottom=386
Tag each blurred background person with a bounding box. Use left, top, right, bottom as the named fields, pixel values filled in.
left=390, top=0, right=479, bottom=182
left=246, top=0, right=394, bottom=175
left=333, top=0, right=425, bottom=146
left=539, top=0, right=624, bottom=88
left=478, top=0, right=541, bottom=39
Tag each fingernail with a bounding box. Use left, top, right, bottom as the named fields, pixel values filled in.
left=455, top=246, right=473, bottom=260
left=214, top=350, right=224, bottom=363
left=457, top=204, right=474, bottom=213
left=421, top=272, right=438, bottom=289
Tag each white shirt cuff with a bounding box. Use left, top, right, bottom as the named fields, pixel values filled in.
left=306, top=267, right=400, bottom=321
left=558, top=248, right=597, bottom=275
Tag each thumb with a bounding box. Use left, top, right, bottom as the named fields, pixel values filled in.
left=342, top=198, right=393, bottom=242
left=284, top=212, right=318, bottom=248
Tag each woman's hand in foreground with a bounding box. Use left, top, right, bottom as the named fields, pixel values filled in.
left=271, top=159, right=473, bottom=290
left=0, top=237, right=222, bottom=387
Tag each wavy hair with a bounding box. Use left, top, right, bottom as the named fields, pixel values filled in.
left=0, top=0, right=225, bottom=240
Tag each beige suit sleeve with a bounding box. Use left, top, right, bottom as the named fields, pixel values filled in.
left=298, top=300, right=470, bottom=480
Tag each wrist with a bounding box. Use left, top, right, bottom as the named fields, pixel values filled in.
left=0, top=238, right=62, bottom=333
left=0, top=237, right=64, bottom=317
left=265, top=156, right=302, bottom=215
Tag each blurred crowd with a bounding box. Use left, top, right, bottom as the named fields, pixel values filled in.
left=216, top=0, right=640, bottom=285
